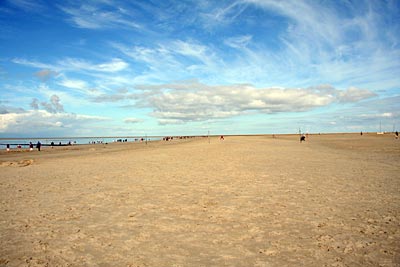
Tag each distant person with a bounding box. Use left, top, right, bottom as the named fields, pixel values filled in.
left=360, top=131, right=363, bottom=136
left=6, top=144, right=10, bottom=152
left=220, top=135, right=224, bottom=140
left=36, top=141, right=41, bottom=151
left=395, top=131, right=399, bottom=139
left=29, top=142, right=33, bottom=151
left=51, top=141, right=54, bottom=148
left=300, top=135, right=306, bottom=143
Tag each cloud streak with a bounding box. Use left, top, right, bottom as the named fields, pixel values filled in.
left=13, top=58, right=129, bottom=74
left=6, top=0, right=46, bottom=12
left=59, top=2, right=141, bottom=30
left=275, top=1, right=396, bottom=83
left=124, top=117, right=143, bottom=124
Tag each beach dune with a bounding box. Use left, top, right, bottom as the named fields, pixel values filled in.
left=0, top=134, right=399, bottom=266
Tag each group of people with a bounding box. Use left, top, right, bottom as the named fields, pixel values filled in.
left=5, top=142, right=41, bottom=152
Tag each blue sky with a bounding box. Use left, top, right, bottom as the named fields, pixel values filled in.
left=1, top=0, right=399, bottom=137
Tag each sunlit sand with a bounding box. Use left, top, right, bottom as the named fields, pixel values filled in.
left=1, top=134, right=399, bottom=266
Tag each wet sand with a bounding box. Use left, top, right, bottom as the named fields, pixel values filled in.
left=0, top=134, right=399, bottom=266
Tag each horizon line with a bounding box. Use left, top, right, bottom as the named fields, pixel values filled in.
left=0, top=131, right=394, bottom=140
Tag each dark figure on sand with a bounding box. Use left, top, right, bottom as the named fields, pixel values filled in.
left=300, top=135, right=306, bottom=143
left=36, top=141, right=41, bottom=151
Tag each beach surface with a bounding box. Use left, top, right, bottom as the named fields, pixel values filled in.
left=1, top=134, right=399, bottom=266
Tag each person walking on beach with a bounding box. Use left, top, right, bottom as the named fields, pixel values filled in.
left=396, top=131, right=399, bottom=139
left=29, top=142, right=33, bottom=151
left=300, top=134, right=306, bottom=143
left=6, top=144, right=10, bottom=152
left=36, top=141, right=41, bottom=151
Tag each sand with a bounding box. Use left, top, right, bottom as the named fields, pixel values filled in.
left=0, top=134, right=399, bottom=266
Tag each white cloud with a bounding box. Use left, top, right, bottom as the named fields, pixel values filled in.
left=0, top=110, right=108, bottom=134
left=93, top=80, right=376, bottom=124
left=382, top=112, right=394, bottom=118
left=359, top=112, right=395, bottom=119
left=58, top=58, right=129, bottom=73
left=12, top=58, right=54, bottom=70
left=97, top=58, right=129, bottom=72
left=58, top=79, right=88, bottom=90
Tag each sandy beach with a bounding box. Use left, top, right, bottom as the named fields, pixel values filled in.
left=0, top=134, right=399, bottom=266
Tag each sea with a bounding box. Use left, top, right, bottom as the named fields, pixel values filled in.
left=0, top=136, right=162, bottom=148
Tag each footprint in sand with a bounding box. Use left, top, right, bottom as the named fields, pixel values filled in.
left=0, top=159, right=34, bottom=167
left=18, top=159, right=34, bottom=167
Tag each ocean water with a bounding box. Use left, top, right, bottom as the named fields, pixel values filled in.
left=0, top=137, right=161, bottom=148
